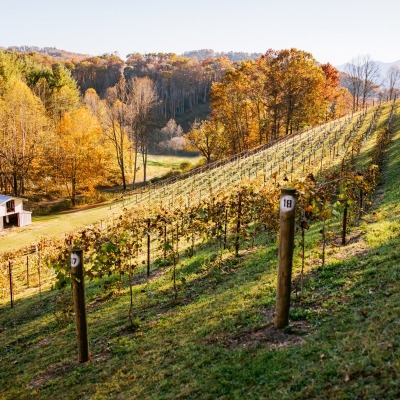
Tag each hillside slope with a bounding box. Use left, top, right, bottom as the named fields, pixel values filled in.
left=0, top=103, right=400, bottom=398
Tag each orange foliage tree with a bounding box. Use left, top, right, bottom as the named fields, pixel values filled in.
left=204, top=49, right=349, bottom=158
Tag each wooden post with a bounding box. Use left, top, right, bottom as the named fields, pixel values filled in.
left=26, top=256, right=29, bottom=288
left=147, top=219, right=151, bottom=277
left=275, top=188, right=297, bottom=329
left=71, top=249, right=89, bottom=363
left=8, top=261, right=13, bottom=309
left=342, top=206, right=348, bottom=245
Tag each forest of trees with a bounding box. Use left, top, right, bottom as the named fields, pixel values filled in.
left=0, top=47, right=393, bottom=205
left=182, top=49, right=263, bottom=62
left=186, top=49, right=352, bottom=159
left=71, top=52, right=232, bottom=119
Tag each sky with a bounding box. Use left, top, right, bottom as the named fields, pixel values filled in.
left=1, top=0, right=400, bottom=66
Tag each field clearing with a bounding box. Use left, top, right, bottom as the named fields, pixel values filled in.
left=0, top=202, right=120, bottom=252
left=0, top=154, right=201, bottom=252
left=135, top=153, right=202, bottom=182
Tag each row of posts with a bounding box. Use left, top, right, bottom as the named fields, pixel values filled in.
left=67, top=187, right=296, bottom=363
left=5, top=188, right=296, bottom=362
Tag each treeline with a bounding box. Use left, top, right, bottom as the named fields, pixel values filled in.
left=0, top=51, right=161, bottom=202
left=182, top=49, right=263, bottom=62
left=71, top=52, right=232, bottom=119
left=4, top=45, right=89, bottom=61
left=186, top=49, right=353, bottom=160
left=0, top=48, right=356, bottom=205
left=0, top=51, right=112, bottom=202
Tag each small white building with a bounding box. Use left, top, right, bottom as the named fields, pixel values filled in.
left=0, top=195, right=32, bottom=231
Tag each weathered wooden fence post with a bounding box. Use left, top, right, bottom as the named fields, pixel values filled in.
left=71, top=249, right=89, bottom=363
left=26, top=255, right=29, bottom=288
left=8, top=261, right=13, bottom=309
left=147, top=219, right=151, bottom=277
left=275, top=188, right=297, bottom=329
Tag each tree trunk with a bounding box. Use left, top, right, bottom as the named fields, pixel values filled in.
left=132, top=145, right=138, bottom=187
left=13, top=173, right=18, bottom=196
left=71, top=176, right=76, bottom=206
left=142, top=150, right=148, bottom=183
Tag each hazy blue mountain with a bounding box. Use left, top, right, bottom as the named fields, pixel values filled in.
left=337, top=59, right=400, bottom=86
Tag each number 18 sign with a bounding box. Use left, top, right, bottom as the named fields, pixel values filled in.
left=280, top=191, right=296, bottom=212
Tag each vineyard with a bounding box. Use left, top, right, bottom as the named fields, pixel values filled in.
left=1, top=101, right=396, bottom=300
left=1, top=100, right=400, bottom=399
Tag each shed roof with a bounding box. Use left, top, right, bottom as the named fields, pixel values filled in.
left=0, top=195, right=21, bottom=206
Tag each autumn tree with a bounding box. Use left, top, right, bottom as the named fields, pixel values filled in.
left=321, top=63, right=342, bottom=119
left=210, top=62, right=257, bottom=154
left=84, top=87, right=101, bottom=116
left=127, top=76, right=158, bottom=184
left=209, top=48, right=328, bottom=155
left=275, top=49, right=326, bottom=135
left=344, top=55, right=380, bottom=111
left=184, top=119, right=225, bottom=163
left=0, top=76, right=48, bottom=196
left=48, top=107, right=109, bottom=205
left=386, top=65, right=400, bottom=101
left=101, top=80, right=131, bottom=190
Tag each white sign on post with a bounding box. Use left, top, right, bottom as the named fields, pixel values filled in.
left=71, top=253, right=80, bottom=268
left=280, top=195, right=296, bottom=212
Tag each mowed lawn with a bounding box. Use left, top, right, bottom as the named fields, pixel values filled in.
left=0, top=201, right=121, bottom=252
left=0, top=154, right=201, bottom=253
left=133, top=154, right=202, bottom=183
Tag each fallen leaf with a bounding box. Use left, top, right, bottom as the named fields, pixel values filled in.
left=359, top=309, right=368, bottom=317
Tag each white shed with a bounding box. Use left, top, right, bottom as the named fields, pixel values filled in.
left=0, top=195, right=32, bottom=231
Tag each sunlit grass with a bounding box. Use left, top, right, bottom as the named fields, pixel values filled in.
left=1, top=105, right=400, bottom=398
left=135, top=153, right=202, bottom=181
left=0, top=154, right=202, bottom=253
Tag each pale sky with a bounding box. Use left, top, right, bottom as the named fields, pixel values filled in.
left=1, top=0, right=400, bottom=66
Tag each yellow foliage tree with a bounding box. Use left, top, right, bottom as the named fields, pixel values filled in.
left=0, top=76, right=48, bottom=196
left=49, top=107, right=109, bottom=205
left=184, top=119, right=225, bottom=163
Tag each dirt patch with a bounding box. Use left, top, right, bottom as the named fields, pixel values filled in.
left=204, top=309, right=311, bottom=350
left=228, top=322, right=310, bottom=350
left=27, top=361, right=75, bottom=390
left=328, top=227, right=369, bottom=262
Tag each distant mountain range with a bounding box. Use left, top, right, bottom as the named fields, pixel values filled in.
left=182, top=49, right=262, bottom=62
left=0, top=45, right=90, bottom=61
left=2, top=45, right=399, bottom=84
left=337, top=60, right=400, bottom=84
left=0, top=45, right=262, bottom=63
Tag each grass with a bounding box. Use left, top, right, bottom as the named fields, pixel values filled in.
left=0, top=201, right=120, bottom=253
left=1, top=108, right=400, bottom=398
left=137, top=154, right=202, bottom=182
left=0, top=154, right=201, bottom=253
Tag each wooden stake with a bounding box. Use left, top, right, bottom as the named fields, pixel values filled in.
left=275, top=188, right=297, bottom=329
left=8, top=261, right=13, bottom=309
left=147, top=219, right=151, bottom=277
left=342, top=206, right=348, bottom=245
left=26, top=256, right=29, bottom=288
left=71, top=249, right=89, bottom=363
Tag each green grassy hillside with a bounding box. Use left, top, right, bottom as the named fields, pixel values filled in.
left=1, top=103, right=400, bottom=399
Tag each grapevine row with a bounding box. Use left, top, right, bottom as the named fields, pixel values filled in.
left=0, top=101, right=397, bottom=301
